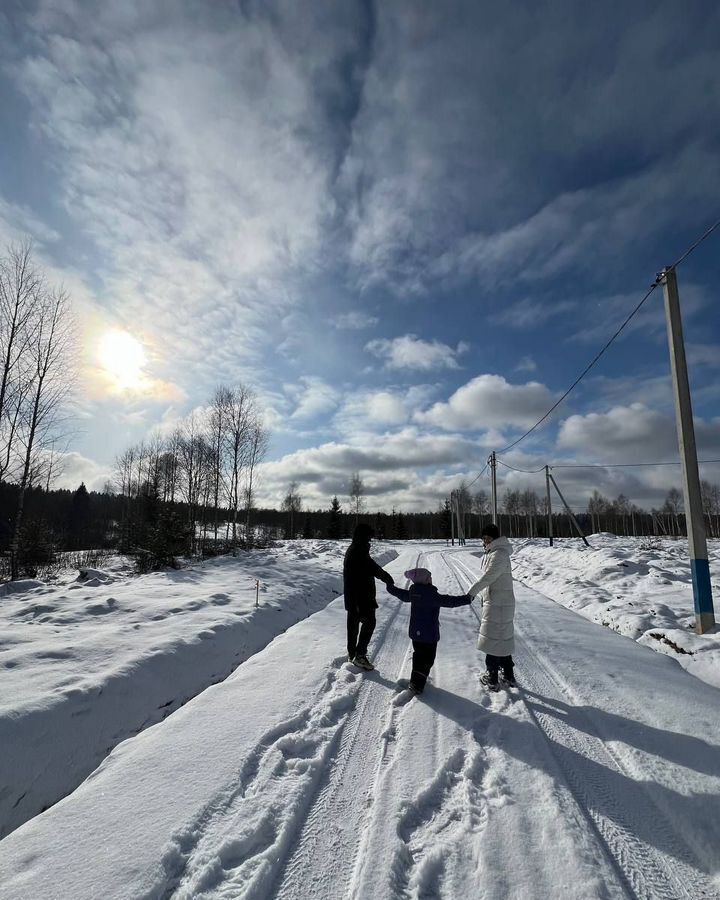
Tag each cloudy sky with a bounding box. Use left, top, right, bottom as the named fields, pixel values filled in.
left=1, top=0, right=719, bottom=512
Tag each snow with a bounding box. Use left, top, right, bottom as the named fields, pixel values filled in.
left=0, top=541, right=719, bottom=899
left=510, top=534, right=720, bottom=689
left=0, top=541, right=395, bottom=838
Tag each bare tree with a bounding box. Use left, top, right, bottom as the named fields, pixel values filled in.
left=244, top=417, right=269, bottom=547
left=454, top=480, right=472, bottom=540
left=10, top=286, right=75, bottom=578
left=502, top=489, right=520, bottom=538
left=587, top=490, right=610, bottom=534
left=282, top=481, right=302, bottom=539
left=519, top=489, right=538, bottom=537
left=349, top=471, right=365, bottom=526
left=0, top=242, right=44, bottom=482
left=473, top=489, right=490, bottom=534
left=223, top=385, right=253, bottom=546
left=209, top=386, right=231, bottom=541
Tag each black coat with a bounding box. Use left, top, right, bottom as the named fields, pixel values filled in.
left=343, top=539, right=393, bottom=611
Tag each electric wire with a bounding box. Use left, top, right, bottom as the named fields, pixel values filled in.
left=465, top=461, right=489, bottom=489
left=668, top=216, right=720, bottom=270
left=494, top=217, right=720, bottom=455
left=496, top=280, right=660, bottom=453
left=497, top=457, right=720, bottom=471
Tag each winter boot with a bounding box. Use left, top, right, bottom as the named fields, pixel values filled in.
left=353, top=654, right=375, bottom=671
left=501, top=671, right=517, bottom=688
left=480, top=671, right=499, bottom=692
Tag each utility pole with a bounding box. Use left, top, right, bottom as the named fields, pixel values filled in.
left=545, top=465, right=553, bottom=547
left=549, top=473, right=590, bottom=547
left=450, top=491, right=455, bottom=546
left=490, top=452, right=498, bottom=525
left=660, top=267, right=715, bottom=634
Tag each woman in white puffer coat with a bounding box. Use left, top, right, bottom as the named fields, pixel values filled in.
left=468, top=524, right=516, bottom=689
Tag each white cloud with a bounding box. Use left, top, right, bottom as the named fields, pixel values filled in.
left=332, top=311, right=379, bottom=330
left=255, top=427, right=487, bottom=509
left=54, top=451, right=113, bottom=492
left=0, top=197, right=60, bottom=246
left=288, top=377, right=340, bottom=420
left=416, top=374, right=557, bottom=431
left=365, top=334, right=468, bottom=370
left=687, top=343, right=720, bottom=369
left=491, top=298, right=576, bottom=329
left=557, top=404, right=720, bottom=462
left=9, top=3, right=346, bottom=397
left=515, top=356, right=537, bottom=373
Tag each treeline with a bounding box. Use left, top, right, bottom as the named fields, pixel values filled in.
left=450, top=482, right=720, bottom=540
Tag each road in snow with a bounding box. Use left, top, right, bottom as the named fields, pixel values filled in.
left=1, top=545, right=719, bottom=899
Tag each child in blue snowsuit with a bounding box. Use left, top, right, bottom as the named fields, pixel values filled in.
left=387, top=568, right=473, bottom=694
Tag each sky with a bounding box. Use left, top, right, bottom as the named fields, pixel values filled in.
left=1, top=0, right=719, bottom=513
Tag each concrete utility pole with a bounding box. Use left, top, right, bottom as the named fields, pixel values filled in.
left=490, top=452, right=498, bottom=525
left=660, top=267, right=715, bottom=634
left=450, top=490, right=456, bottom=546
left=545, top=465, right=554, bottom=547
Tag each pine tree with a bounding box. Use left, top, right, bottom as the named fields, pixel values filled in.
left=440, top=499, right=452, bottom=540
left=395, top=512, right=408, bottom=540
left=67, top=482, right=90, bottom=550
left=327, top=496, right=342, bottom=539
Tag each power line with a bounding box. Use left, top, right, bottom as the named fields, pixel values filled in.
left=497, top=280, right=660, bottom=453
left=497, top=457, right=720, bottom=472
left=552, top=459, right=720, bottom=469
left=495, top=216, right=720, bottom=455
left=669, top=216, right=720, bottom=269
left=497, top=459, right=546, bottom=474
left=466, top=461, right=489, bottom=488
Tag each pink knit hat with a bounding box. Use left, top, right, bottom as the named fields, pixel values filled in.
left=404, top=567, right=432, bottom=585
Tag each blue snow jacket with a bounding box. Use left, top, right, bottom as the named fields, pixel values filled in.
left=387, top=583, right=472, bottom=642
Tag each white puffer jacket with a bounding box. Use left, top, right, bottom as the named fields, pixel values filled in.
left=468, top=536, right=515, bottom=656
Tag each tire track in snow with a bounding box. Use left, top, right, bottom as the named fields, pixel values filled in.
left=351, top=551, right=499, bottom=900
left=160, top=555, right=419, bottom=900
left=272, top=553, right=425, bottom=900
left=445, top=552, right=719, bottom=900
left=158, top=660, right=360, bottom=900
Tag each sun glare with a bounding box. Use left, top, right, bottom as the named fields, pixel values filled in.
left=98, top=330, right=146, bottom=390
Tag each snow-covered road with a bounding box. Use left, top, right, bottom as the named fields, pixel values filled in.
left=1, top=546, right=719, bottom=899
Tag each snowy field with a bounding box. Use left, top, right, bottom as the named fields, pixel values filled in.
left=0, top=541, right=394, bottom=838
left=510, top=534, right=720, bottom=689
left=1, top=540, right=719, bottom=899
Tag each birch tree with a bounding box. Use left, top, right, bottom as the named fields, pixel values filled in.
left=10, top=286, right=75, bottom=578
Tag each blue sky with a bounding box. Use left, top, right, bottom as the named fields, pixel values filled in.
left=1, top=0, right=719, bottom=511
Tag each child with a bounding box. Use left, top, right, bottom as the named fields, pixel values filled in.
left=387, top=568, right=473, bottom=694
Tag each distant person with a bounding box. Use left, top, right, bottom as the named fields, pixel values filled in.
left=343, top=523, right=394, bottom=670
left=468, top=524, right=517, bottom=690
left=387, top=567, right=472, bottom=694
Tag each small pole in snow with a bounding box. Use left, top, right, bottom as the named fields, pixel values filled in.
left=545, top=465, right=553, bottom=547
left=660, top=266, right=715, bottom=634
left=255, top=579, right=259, bottom=608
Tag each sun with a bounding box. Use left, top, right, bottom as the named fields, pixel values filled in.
left=98, top=330, right=147, bottom=391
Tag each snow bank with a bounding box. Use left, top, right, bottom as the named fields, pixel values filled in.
left=0, top=541, right=398, bottom=838
left=511, top=536, right=720, bottom=689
